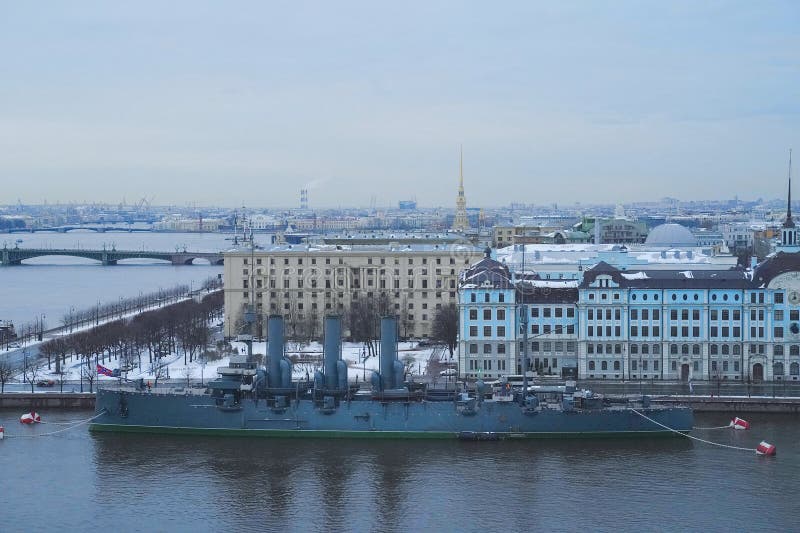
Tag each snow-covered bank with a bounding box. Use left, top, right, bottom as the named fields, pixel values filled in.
left=39, top=340, right=451, bottom=386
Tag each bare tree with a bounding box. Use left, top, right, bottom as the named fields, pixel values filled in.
left=152, top=358, right=169, bottom=387
left=402, top=353, right=416, bottom=379
left=347, top=298, right=380, bottom=359
left=22, top=351, right=41, bottom=393
left=182, top=365, right=195, bottom=388
left=432, top=303, right=459, bottom=356
left=0, top=359, right=13, bottom=393
left=82, top=357, right=97, bottom=393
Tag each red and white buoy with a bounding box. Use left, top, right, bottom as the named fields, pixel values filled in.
left=756, top=441, right=776, bottom=456
left=0, top=425, right=4, bottom=440
left=730, top=417, right=750, bottom=430
left=20, top=411, right=41, bottom=424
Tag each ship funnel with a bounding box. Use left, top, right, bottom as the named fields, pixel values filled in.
left=323, top=315, right=342, bottom=390
left=267, top=315, right=285, bottom=388
left=378, top=316, right=400, bottom=390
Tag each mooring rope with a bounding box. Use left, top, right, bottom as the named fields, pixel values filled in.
left=630, top=409, right=755, bottom=452
left=3, top=410, right=107, bottom=439
left=694, top=425, right=732, bottom=430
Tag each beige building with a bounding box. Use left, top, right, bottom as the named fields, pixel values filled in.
left=224, top=244, right=484, bottom=340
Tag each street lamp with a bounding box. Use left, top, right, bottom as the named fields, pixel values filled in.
left=38, top=313, right=45, bottom=341
left=69, top=306, right=75, bottom=333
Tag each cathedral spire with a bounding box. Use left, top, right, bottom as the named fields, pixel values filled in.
left=452, top=144, right=469, bottom=232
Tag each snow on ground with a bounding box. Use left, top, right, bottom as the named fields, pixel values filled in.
left=37, top=340, right=445, bottom=386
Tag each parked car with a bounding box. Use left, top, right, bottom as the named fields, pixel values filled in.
left=439, top=368, right=457, bottom=377
left=36, top=379, right=56, bottom=387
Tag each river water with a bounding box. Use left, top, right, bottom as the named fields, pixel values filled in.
left=0, top=231, right=266, bottom=327
left=0, top=410, right=796, bottom=532
left=1, top=231, right=798, bottom=531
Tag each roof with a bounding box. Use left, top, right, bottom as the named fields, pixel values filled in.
left=644, top=223, right=698, bottom=247
left=753, top=252, right=800, bottom=285
left=580, top=262, right=754, bottom=289
left=461, top=255, right=514, bottom=289
left=517, top=286, right=579, bottom=304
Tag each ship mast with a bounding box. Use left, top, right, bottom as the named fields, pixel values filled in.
left=520, top=244, right=529, bottom=402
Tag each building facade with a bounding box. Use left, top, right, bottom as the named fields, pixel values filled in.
left=457, top=192, right=800, bottom=382
left=224, top=244, right=484, bottom=340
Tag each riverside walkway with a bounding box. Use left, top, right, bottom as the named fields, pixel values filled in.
left=1, top=246, right=224, bottom=265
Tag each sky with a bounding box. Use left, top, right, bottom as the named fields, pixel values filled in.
left=1, top=1, right=798, bottom=208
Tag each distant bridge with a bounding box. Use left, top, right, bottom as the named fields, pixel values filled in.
left=1, top=247, right=224, bottom=266
left=5, top=226, right=154, bottom=233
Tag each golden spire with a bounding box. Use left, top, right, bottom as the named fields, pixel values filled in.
left=452, top=144, right=469, bottom=231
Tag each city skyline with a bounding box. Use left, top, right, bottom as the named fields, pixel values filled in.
left=1, top=2, right=798, bottom=207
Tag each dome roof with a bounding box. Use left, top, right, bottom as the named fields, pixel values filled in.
left=645, top=223, right=697, bottom=247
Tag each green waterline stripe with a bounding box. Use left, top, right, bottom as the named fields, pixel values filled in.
left=89, top=423, right=687, bottom=439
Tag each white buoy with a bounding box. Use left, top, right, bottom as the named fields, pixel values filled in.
left=0, top=425, right=4, bottom=440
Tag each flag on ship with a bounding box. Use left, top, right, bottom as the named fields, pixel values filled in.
left=97, top=364, right=114, bottom=376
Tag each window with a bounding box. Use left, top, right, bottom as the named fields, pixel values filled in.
left=601, top=361, right=608, bottom=371
left=631, top=309, right=639, bottom=320
left=613, top=361, right=620, bottom=371
left=589, top=361, right=595, bottom=370
left=469, top=309, right=477, bottom=320
left=774, top=344, right=784, bottom=356
left=483, top=344, right=492, bottom=354
left=630, top=326, right=638, bottom=337
left=775, top=310, right=784, bottom=321
left=497, top=326, right=506, bottom=336
left=544, top=308, right=552, bottom=318
left=498, top=343, right=506, bottom=354
left=775, top=292, right=784, bottom=304
left=497, top=309, right=506, bottom=320
left=483, top=309, right=491, bottom=320
left=469, top=326, right=478, bottom=336
left=483, top=326, right=491, bottom=337
left=693, top=310, right=700, bottom=320
left=710, top=344, right=718, bottom=355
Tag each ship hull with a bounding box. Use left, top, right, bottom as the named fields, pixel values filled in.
left=90, top=389, right=693, bottom=439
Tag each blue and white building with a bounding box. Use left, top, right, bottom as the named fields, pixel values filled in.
left=459, top=178, right=800, bottom=382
